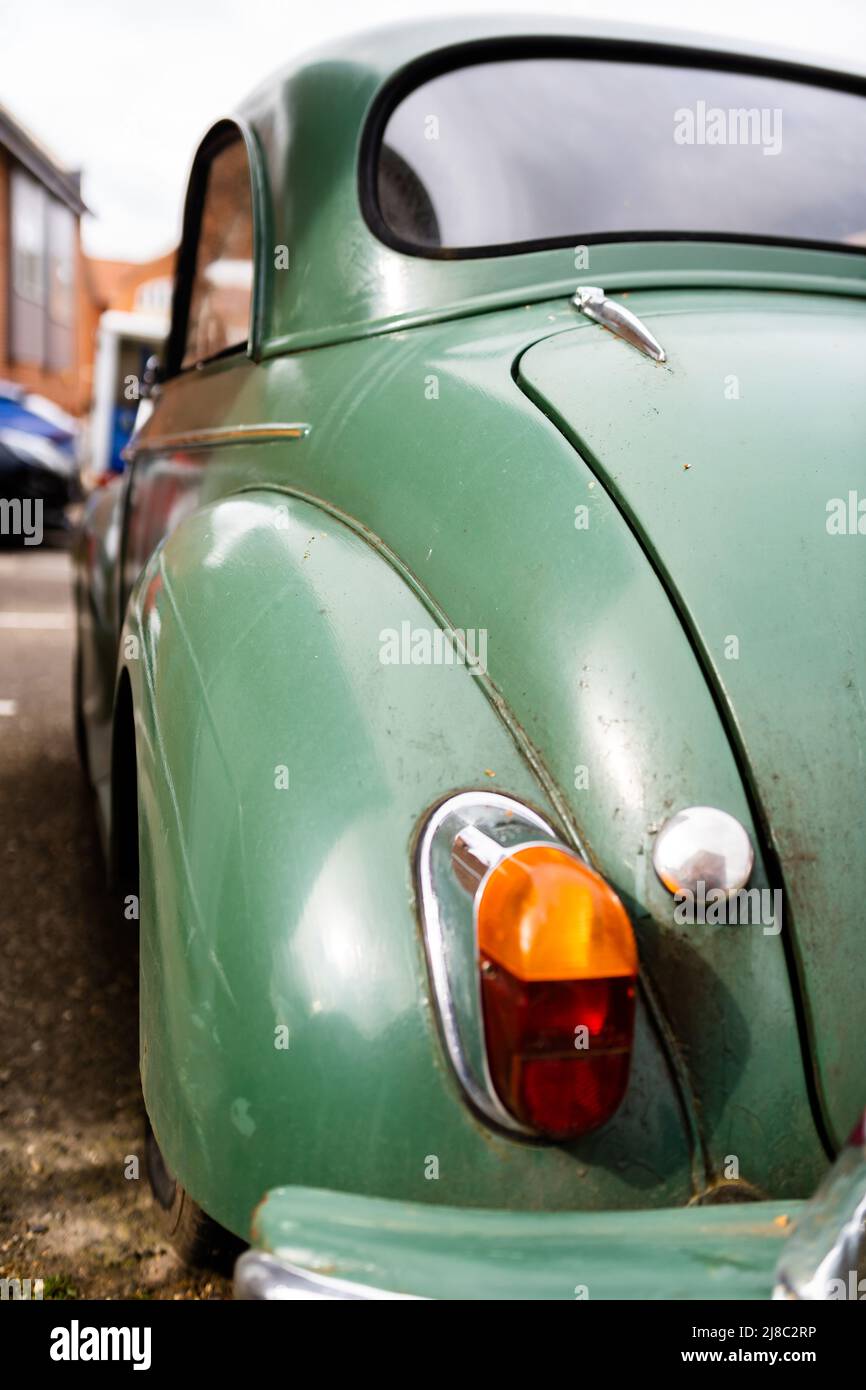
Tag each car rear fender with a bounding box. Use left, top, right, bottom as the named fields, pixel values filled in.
left=119, top=487, right=694, bottom=1238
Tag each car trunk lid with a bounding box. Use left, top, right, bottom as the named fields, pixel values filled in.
left=518, top=288, right=866, bottom=1148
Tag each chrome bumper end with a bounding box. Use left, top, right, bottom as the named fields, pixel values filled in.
left=234, top=1249, right=416, bottom=1300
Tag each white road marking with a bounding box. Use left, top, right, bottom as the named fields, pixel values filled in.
left=0, top=699, right=17, bottom=716
left=0, top=612, right=72, bottom=629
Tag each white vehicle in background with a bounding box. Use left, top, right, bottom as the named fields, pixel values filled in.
left=87, top=309, right=166, bottom=485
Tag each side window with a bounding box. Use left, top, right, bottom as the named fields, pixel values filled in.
left=181, top=135, right=254, bottom=369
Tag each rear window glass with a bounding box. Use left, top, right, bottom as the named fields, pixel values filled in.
left=374, top=56, right=866, bottom=255
left=183, top=137, right=254, bottom=367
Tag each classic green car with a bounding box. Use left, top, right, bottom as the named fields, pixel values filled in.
left=74, top=16, right=866, bottom=1300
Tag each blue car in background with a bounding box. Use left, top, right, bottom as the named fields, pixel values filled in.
left=0, top=382, right=79, bottom=536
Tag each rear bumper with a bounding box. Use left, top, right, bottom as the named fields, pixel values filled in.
left=235, top=1187, right=800, bottom=1301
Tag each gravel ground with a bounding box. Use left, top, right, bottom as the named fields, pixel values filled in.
left=0, top=538, right=230, bottom=1299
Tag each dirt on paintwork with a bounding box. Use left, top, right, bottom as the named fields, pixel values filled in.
left=0, top=543, right=230, bottom=1300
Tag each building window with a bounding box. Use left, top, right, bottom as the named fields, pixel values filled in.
left=46, top=200, right=75, bottom=372
left=10, top=167, right=47, bottom=364
left=133, top=276, right=173, bottom=318
left=9, top=165, right=76, bottom=371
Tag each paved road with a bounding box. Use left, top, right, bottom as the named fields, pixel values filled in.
left=0, top=540, right=229, bottom=1298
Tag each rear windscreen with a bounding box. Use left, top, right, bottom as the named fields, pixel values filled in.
left=374, top=56, right=866, bottom=255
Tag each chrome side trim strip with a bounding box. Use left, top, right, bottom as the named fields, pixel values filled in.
left=234, top=1249, right=419, bottom=1300
left=125, top=422, right=311, bottom=459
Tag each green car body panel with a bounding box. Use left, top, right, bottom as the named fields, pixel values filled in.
left=73, top=16, right=866, bottom=1294
left=126, top=487, right=693, bottom=1234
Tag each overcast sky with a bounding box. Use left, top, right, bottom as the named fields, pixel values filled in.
left=2, top=0, right=864, bottom=261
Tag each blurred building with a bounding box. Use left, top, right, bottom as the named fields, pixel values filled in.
left=0, top=102, right=87, bottom=416
left=1, top=101, right=176, bottom=424
left=83, top=252, right=174, bottom=321
left=80, top=251, right=174, bottom=417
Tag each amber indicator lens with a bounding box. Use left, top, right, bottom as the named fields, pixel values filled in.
left=476, top=845, right=637, bottom=1139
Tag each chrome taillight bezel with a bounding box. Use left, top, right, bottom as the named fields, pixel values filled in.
left=415, top=789, right=564, bottom=1137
